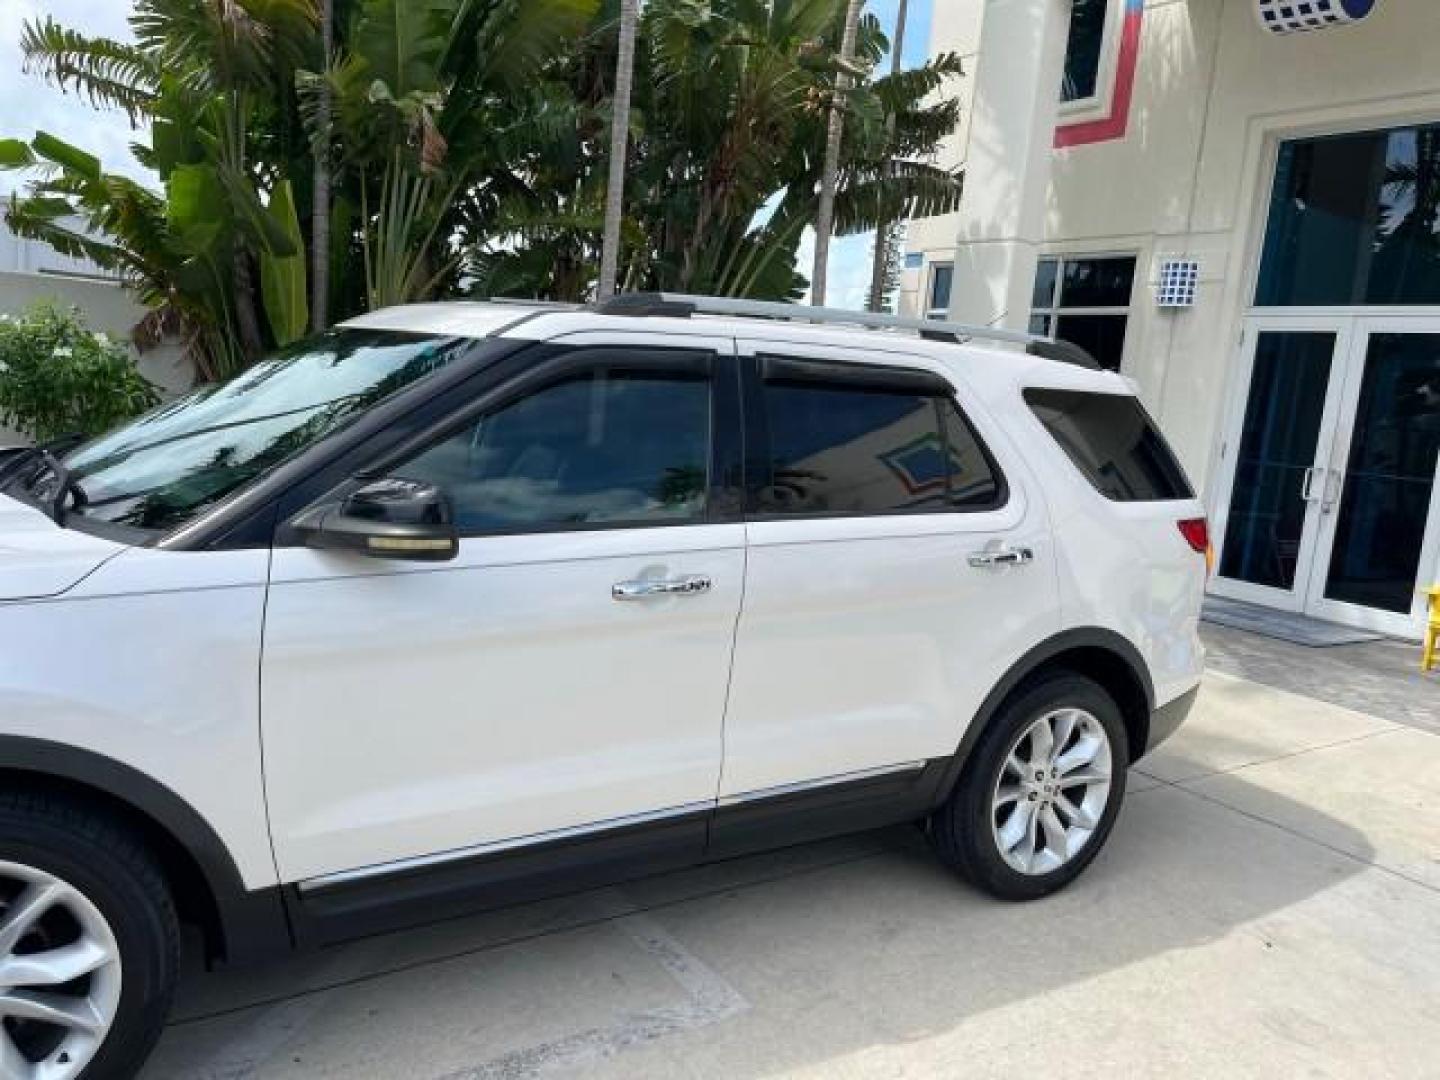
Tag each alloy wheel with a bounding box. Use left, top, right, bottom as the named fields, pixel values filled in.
left=990, top=707, right=1114, bottom=875
left=0, top=861, right=122, bottom=1079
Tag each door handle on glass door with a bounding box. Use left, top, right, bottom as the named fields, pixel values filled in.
left=968, top=546, right=1034, bottom=569
left=612, top=575, right=713, bottom=601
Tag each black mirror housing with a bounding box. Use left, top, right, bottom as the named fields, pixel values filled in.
left=290, top=478, right=459, bottom=562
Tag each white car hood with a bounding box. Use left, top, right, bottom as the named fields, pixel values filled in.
left=0, top=495, right=126, bottom=601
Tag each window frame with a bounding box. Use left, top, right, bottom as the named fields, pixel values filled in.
left=739, top=352, right=1009, bottom=523
left=302, top=344, right=742, bottom=542
left=1058, top=0, right=1126, bottom=118
left=1030, top=253, right=1138, bottom=373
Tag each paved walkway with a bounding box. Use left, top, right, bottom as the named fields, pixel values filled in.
left=1201, top=622, right=1439, bottom=735
left=142, top=665, right=1440, bottom=1079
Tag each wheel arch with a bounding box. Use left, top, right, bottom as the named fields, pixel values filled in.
left=937, top=628, right=1155, bottom=804
left=0, top=736, right=291, bottom=966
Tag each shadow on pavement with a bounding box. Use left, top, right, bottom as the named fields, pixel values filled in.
left=142, top=762, right=1382, bottom=1079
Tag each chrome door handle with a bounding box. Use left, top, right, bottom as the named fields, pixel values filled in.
left=612, top=575, right=713, bottom=601
left=968, top=547, right=1034, bottom=569
left=1301, top=466, right=1320, bottom=502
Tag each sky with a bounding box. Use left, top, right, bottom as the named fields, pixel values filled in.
left=0, top=0, right=935, bottom=310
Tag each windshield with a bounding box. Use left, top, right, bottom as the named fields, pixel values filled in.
left=49, top=329, right=471, bottom=533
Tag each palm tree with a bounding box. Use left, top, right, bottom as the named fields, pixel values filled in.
left=811, top=0, right=864, bottom=306
left=867, top=0, right=907, bottom=313
left=311, top=0, right=334, bottom=331
left=598, top=0, right=639, bottom=300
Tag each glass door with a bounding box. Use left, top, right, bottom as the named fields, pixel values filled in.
left=1211, top=321, right=1353, bottom=611
left=1307, top=321, right=1440, bottom=637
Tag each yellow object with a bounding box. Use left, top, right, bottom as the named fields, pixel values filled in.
left=1423, top=586, right=1440, bottom=673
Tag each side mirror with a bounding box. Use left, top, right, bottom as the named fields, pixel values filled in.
left=289, top=478, right=459, bottom=561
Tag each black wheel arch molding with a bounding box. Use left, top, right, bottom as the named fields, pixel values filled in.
left=0, top=735, right=292, bottom=966
left=933, top=626, right=1158, bottom=806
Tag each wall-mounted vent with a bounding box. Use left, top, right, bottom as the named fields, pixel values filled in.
left=1157, top=260, right=1200, bottom=309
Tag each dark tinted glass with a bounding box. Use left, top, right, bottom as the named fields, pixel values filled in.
left=757, top=383, right=1001, bottom=515
left=1218, top=332, right=1335, bottom=590
left=63, top=330, right=467, bottom=532
left=1025, top=388, right=1194, bottom=501
left=1054, top=313, right=1128, bottom=372
left=1323, top=333, right=1440, bottom=613
left=1061, top=0, right=1108, bottom=103
left=1032, top=258, right=1060, bottom=308
left=929, top=265, right=954, bottom=313
left=1257, top=125, right=1440, bottom=306
left=399, top=368, right=710, bottom=531
left=1059, top=257, right=1135, bottom=308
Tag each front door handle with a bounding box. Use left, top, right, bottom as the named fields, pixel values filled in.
left=968, top=546, right=1034, bottom=569
left=612, top=575, right=713, bottom=601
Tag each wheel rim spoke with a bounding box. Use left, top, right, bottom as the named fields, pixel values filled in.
left=990, top=706, right=1114, bottom=876
left=996, top=801, right=1035, bottom=855
left=1039, top=805, right=1069, bottom=862
left=1026, top=720, right=1054, bottom=770
left=0, top=990, right=105, bottom=1035
left=1054, top=733, right=1104, bottom=776
left=1056, top=791, right=1100, bottom=830
left=0, top=883, right=62, bottom=956
left=0, top=861, right=121, bottom=1078
left=0, top=939, right=112, bottom=988
left=0, top=1026, right=31, bottom=1078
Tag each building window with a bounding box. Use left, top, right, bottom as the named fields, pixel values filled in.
left=1030, top=255, right=1136, bottom=372
left=1257, top=123, right=1440, bottom=307
left=927, top=263, right=953, bottom=318
left=1061, top=0, right=1110, bottom=103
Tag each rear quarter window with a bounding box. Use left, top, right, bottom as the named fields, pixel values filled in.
left=1024, top=387, right=1194, bottom=502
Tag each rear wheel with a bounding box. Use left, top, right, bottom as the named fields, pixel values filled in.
left=0, top=794, right=179, bottom=1079
left=932, top=673, right=1129, bottom=900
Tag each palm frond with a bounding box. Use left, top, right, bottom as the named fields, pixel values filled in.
left=19, top=18, right=161, bottom=122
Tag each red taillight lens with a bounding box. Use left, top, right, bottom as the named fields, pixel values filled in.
left=1178, top=517, right=1214, bottom=575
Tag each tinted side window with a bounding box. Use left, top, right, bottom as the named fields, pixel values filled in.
left=1025, top=387, right=1194, bottom=501
left=755, top=379, right=1003, bottom=516
left=398, top=365, right=711, bottom=532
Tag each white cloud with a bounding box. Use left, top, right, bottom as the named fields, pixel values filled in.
left=1, top=0, right=152, bottom=192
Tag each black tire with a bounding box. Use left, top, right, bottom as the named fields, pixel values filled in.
left=0, top=791, right=180, bottom=1080
left=931, top=672, right=1130, bottom=901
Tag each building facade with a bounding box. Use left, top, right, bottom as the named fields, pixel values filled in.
left=902, top=0, right=1440, bottom=639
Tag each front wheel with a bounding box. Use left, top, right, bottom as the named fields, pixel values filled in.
left=931, top=673, right=1129, bottom=901
left=0, top=793, right=179, bottom=1079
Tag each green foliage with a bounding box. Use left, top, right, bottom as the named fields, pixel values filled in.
left=4, top=0, right=964, bottom=374
left=261, top=179, right=310, bottom=344
left=0, top=303, right=159, bottom=443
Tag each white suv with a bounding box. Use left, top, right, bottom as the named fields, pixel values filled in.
left=0, top=295, right=1205, bottom=1078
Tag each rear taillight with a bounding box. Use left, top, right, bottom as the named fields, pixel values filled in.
left=1178, top=517, right=1214, bottom=575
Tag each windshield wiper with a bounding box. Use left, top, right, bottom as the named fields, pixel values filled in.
left=0, top=433, right=86, bottom=487
left=5, top=448, right=89, bottom=525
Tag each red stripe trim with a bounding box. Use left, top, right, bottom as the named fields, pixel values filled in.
left=1054, top=7, right=1144, bottom=149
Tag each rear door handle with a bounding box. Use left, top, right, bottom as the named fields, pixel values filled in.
left=968, top=547, right=1034, bottom=569
left=612, top=575, right=713, bottom=600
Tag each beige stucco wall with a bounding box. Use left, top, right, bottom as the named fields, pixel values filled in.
left=0, top=271, right=193, bottom=445
left=908, top=0, right=1440, bottom=498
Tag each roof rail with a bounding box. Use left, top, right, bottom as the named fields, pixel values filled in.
left=591, top=292, right=1102, bottom=370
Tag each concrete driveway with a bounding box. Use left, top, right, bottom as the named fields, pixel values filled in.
left=142, top=671, right=1440, bottom=1079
